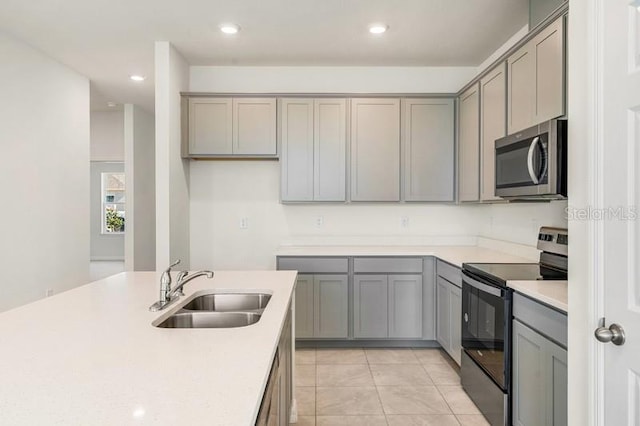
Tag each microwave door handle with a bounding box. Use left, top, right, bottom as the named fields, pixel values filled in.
left=527, top=136, right=541, bottom=184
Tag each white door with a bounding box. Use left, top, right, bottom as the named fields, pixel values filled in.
left=597, top=1, right=640, bottom=424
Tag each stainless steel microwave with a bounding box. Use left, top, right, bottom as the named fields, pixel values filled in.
left=495, top=119, right=567, bottom=200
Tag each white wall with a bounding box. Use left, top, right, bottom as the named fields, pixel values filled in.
left=155, top=41, right=190, bottom=269
left=90, top=161, right=124, bottom=260
left=190, top=161, right=486, bottom=270
left=190, top=66, right=477, bottom=94
left=0, top=32, right=90, bottom=312
left=90, top=110, right=124, bottom=161
left=124, top=104, right=156, bottom=271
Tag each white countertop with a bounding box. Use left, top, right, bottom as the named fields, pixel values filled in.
left=508, top=280, right=568, bottom=313
left=0, top=270, right=297, bottom=425
left=275, top=245, right=534, bottom=268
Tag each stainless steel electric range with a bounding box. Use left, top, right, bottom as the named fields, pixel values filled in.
left=460, top=227, right=568, bottom=426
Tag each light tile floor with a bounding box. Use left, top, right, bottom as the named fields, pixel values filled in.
left=294, top=348, right=489, bottom=426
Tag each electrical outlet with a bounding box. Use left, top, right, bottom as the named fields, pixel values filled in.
left=45, top=289, right=53, bottom=297
left=315, top=216, right=324, bottom=228
left=400, top=217, right=409, bottom=228
left=240, top=217, right=249, bottom=229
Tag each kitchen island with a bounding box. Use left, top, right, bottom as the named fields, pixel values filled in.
left=0, top=270, right=297, bottom=425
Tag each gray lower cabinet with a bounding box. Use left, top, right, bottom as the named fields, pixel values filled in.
left=294, top=275, right=314, bottom=338
left=353, top=275, right=388, bottom=338
left=512, top=293, right=568, bottom=426
left=401, top=98, right=455, bottom=202
left=313, top=275, right=349, bottom=338
left=294, top=274, right=348, bottom=339
left=354, top=274, right=423, bottom=339
left=436, top=275, right=462, bottom=365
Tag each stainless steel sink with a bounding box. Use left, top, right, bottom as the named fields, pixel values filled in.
left=181, top=293, right=271, bottom=312
left=156, top=311, right=262, bottom=329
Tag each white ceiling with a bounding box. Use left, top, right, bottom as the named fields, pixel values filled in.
left=0, top=0, right=529, bottom=112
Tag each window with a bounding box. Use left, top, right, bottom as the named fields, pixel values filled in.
left=101, top=172, right=125, bottom=234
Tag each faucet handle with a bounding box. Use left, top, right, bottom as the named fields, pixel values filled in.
left=160, top=259, right=181, bottom=287
left=175, top=270, right=189, bottom=295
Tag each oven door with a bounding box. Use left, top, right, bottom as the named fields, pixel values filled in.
left=461, top=272, right=510, bottom=390
left=495, top=131, right=552, bottom=198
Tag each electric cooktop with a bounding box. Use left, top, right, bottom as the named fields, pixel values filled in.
left=462, top=262, right=568, bottom=288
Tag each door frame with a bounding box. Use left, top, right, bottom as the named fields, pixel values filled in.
left=567, top=0, right=606, bottom=424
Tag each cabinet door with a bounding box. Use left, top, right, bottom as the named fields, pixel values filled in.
left=449, top=284, right=462, bottom=365
left=480, top=63, right=506, bottom=202
left=547, top=340, right=568, bottom=426
left=458, top=84, right=481, bottom=202
left=353, top=275, right=388, bottom=338
left=280, top=99, right=314, bottom=201
left=508, top=44, right=535, bottom=133
left=350, top=98, right=400, bottom=201
left=294, top=274, right=314, bottom=338
left=533, top=16, right=565, bottom=124
left=314, top=99, right=346, bottom=201
left=388, top=274, right=423, bottom=338
left=188, top=97, right=233, bottom=155
left=422, top=257, right=437, bottom=340
left=233, top=98, right=277, bottom=155
left=402, top=99, right=455, bottom=201
left=313, top=275, right=348, bottom=338
left=436, top=277, right=452, bottom=352
left=513, top=320, right=547, bottom=426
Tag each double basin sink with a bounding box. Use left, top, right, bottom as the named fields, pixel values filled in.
left=155, top=293, right=271, bottom=329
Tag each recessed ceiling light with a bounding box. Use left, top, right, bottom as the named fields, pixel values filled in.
left=129, top=75, right=146, bottom=82
left=369, top=24, right=388, bottom=34
left=107, top=102, right=117, bottom=108
left=220, top=23, right=240, bottom=34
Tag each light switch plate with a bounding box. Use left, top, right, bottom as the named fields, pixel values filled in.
left=240, top=217, right=249, bottom=229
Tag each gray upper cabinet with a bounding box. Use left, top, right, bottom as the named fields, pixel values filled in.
left=480, top=63, right=506, bottom=202
left=401, top=98, right=455, bottom=202
left=280, top=99, right=314, bottom=201
left=313, top=275, right=348, bottom=338
left=532, top=16, right=565, bottom=125
left=353, top=275, right=389, bottom=338
left=458, top=83, right=481, bottom=202
left=280, top=98, right=346, bottom=202
left=294, top=274, right=314, bottom=338
left=233, top=98, right=277, bottom=155
left=350, top=98, right=401, bottom=201
left=388, top=274, right=423, bottom=338
left=315, top=99, right=347, bottom=201
left=185, top=96, right=277, bottom=157
left=508, top=16, right=565, bottom=133
left=188, top=98, right=233, bottom=155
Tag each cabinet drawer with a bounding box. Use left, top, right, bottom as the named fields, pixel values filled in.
left=277, top=257, right=348, bottom=274
left=513, top=292, right=567, bottom=348
left=353, top=257, right=423, bottom=273
left=436, top=259, right=462, bottom=288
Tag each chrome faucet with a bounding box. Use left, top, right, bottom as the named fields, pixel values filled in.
left=149, top=260, right=214, bottom=312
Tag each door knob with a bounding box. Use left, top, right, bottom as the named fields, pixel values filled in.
left=594, top=319, right=626, bottom=346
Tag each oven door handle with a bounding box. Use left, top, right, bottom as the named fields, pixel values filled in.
left=463, top=273, right=502, bottom=297
left=527, top=136, right=541, bottom=184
